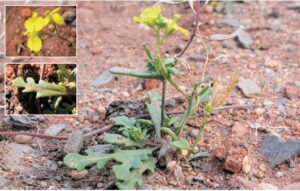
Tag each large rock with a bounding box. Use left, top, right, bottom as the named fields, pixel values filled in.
left=260, top=134, right=300, bottom=168
left=237, top=79, right=261, bottom=98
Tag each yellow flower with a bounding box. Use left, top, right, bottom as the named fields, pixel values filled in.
left=24, top=12, right=48, bottom=52
left=165, top=14, right=189, bottom=36
left=133, top=6, right=161, bottom=27
left=45, top=7, right=64, bottom=25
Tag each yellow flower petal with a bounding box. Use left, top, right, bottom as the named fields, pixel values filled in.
left=175, top=26, right=190, bottom=36
left=52, top=13, right=64, bottom=25
left=27, top=35, right=42, bottom=52
left=50, top=7, right=61, bottom=14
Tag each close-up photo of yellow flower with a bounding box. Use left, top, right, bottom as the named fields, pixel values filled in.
left=5, top=6, right=76, bottom=57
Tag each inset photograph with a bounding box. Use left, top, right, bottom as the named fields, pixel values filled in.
left=5, top=63, right=77, bottom=115
left=5, top=6, right=76, bottom=57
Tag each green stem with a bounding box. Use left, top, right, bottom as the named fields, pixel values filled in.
left=192, top=114, right=207, bottom=148
left=161, top=80, right=166, bottom=127
left=161, top=127, right=178, bottom=141
left=167, top=78, right=190, bottom=101
left=41, top=31, right=73, bottom=44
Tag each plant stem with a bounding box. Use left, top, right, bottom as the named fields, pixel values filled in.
left=192, top=114, right=207, bottom=148
left=167, top=78, right=190, bottom=101
left=161, top=80, right=166, bottom=126
left=0, top=131, right=67, bottom=140
left=161, top=127, right=178, bottom=140
left=41, top=31, right=73, bottom=44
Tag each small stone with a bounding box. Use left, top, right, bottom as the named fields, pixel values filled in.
left=264, top=56, right=280, bottom=68
left=9, top=116, right=33, bottom=129
left=64, top=130, right=84, bottom=153
left=232, top=122, right=248, bottom=137
left=20, top=8, right=32, bottom=17
left=193, top=175, right=204, bottom=182
left=237, top=29, right=253, bottom=49
left=261, top=134, right=300, bottom=168
left=166, top=161, right=177, bottom=172
left=63, top=11, right=76, bottom=24
left=254, top=170, right=265, bottom=179
left=138, top=184, right=153, bottom=190
left=255, top=108, right=265, bottom=115
left=275, top=171, right=283, bottom=177
left=92, top=69, right=113, bottom=86
left=263, top=100, right=273, bottom=107
left=68, top=170, right=88, bottom=180
left=14, top=135, right=32, bottom=144
left=90, top=45, right=102, bottom=55
left=143, top=79, right=158, bottom=90
left=257, top=183, right=278, bottom=190
left=223, top=39, right=237, bottom=49
left=237, top=79, right=261, bottom=98
left=97, top=106, right=106, bottom=115
left=45, top=124, right=65, bottom=136
left=204, top=5, right=214, bottom=13
left=0, top=176, right=8, bottom=188
left=85, top=144, right=112, bottom=154
left=121, top=91, right=130, bottom=97
left=224, top=156, right=242, bottom=173
left=284, top=86, right=299, bottom=99
left=242, top=156, right=251, bottom=174
left=173, top=165, right=184, bottom=180
left=165, top=98, right=177, bottom=108
left=283, top=182, right=300, bottom=189
left=222, top=18, right=240, bottom=27
left=190, top=129, right=199, bottom=138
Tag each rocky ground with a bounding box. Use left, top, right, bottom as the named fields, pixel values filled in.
left=0, top=1, right=300, bottom=190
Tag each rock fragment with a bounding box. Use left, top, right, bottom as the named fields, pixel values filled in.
left=237, top=79, right=261, bottom=97
left=45, top=124, right=65, bottom=136
left=64, top=130, right=84, bottom=153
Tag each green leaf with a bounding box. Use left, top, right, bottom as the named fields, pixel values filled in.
left=172, top=139, right=191, bottom=150
left=63, top=152, right=114, bottom=171
left=113, top=116, right=136, bottom=128
left=53, top=96, right=62, bottom=109
left=64, top=149, right=155, bottom=189
left=103, top=133, right=143, bottom=148
left=110, top=67, right=161, bottom=80
left=12, top=77, right=67, bottom=98
left=12, top=76, right=26, bottom=88
left=146, top=91, right=162, bottom=139
left=199, top=86, right=213, bottom=104
left=114, top=158, right=156, bottom=190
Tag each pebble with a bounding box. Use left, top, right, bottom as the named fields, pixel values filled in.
left=64, top=130, right=84, bottom=153
left=261, top=134, right=300, bottom=168
left=263, top=100, right=273, bottom=107
left=44, top=124, right=65, bottom=136
left=190, top=129, right=199, bottom=138
left=166, top=161, right=177, bottom=172
left=223, top=39, right=237, bottom=49
left=242, top=156, right=251, bottom=174
left=63, top=11, right=76, bottom=24
left=264, top=56, right=280, bottom=68
left=275, top=171, right=283, bottom=177
left=237, top=79, right=261, bottom=98
left=224, top=155, right=242, bottom=173
left=255, top=108, right=265, bottom=115
left=9, top=116, right=33, bottom=129
left=68, top=170, right=88, bottom=180
left=97, top=106, right=106, bottom=115
left=222, top=18, right=240, bottom=27
left=165, top=98, right=177, bottom=108
left=20, top=8, right=32, bottom=17
left=138, top=184, right=153, bottom=190
left=284, top=86, right=299, bottom=99
left=0, top=176, right=8, bottom=188
left=257, top=183, right=278, bottom=190
left=237, top=29, right=253, bottom=49
left=232, top=122, right=248, bottom=137
left=193, top=175, right=204, bottom=182
left=14, top=135, right=33, bottom=144
left=92, top=69, right=114, bottom=86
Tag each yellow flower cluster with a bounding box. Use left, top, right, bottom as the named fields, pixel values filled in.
left=133, top=6, right=189, bottom=37
left=24, top=7, right=64, bottom=52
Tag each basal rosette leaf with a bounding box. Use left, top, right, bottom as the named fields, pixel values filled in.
left=103, top=133, right=143, bottom=148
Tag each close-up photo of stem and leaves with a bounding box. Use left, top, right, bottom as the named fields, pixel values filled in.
left=0, top=0, right=300, bottom=190
left=5, top=6, right=76, bottom=57
left=5, top=64, right=77, bottom=115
